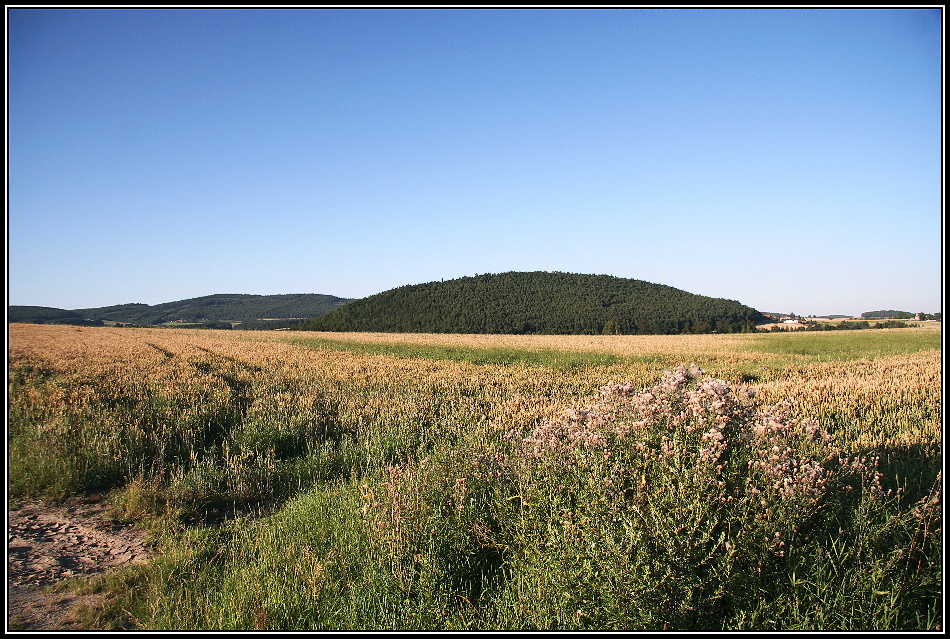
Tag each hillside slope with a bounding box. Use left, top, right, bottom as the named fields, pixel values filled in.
left=10, top=294, right=353, bottom=328
left=297, top=271, right=763, bottom=335
left=7, top=306, right=91, bottom=325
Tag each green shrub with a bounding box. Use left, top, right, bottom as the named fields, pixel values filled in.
left=365, top=365, right=942, bottom=630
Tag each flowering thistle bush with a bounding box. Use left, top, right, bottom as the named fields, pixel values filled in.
left=516, top=365, right=847, bottom=519
left=356, top=364, right=941, bottom=629
left=491, top=365, right=940, bottom=629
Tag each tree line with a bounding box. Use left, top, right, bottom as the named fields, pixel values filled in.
left=861, top=310, right=941, bottom=321
left=768, top=319, right=916, bottom=332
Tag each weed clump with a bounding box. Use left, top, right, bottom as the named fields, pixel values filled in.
left=366, top=365, right=942, bottom=630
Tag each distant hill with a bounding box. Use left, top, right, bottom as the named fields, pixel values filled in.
left=861, top=310, right=913, bottom=320
left=296, top=271, right=763, bottom=335
left=9, top=294, right=354, bottom=328
left=861, top=310, right=941, bottom=321
left=7, top=306, right=100, bottom=326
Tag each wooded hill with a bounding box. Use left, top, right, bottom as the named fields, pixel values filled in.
left=296, top=271, right=764, bottom=335
left=6, top=306, right=92, bottom=325
left=9, top=294, right=353, bottom=328
left=861, top=310, right=941, bottom=321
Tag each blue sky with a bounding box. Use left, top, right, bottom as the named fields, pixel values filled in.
left=7, top=8, right=943, bottom=316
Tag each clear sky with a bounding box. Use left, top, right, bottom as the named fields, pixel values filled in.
left=7, top=7, right=943, bottom=317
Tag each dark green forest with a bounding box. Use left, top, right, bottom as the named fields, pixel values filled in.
left=296, top=271, right=764, bottom=335
left=862, top=310, right=941, bottom=321
left=6, top=306, right=103, bottom=326
left=862, top=310, right=914, bottom=319
left=9, top=294, right=353, bottom=328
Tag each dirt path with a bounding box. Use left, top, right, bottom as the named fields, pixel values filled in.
left=7, top=496, right=151, bottom=631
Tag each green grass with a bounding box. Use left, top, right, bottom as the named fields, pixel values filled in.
left=290, top=330, right=943, bottom=388
left=748, top=328, right=941, bottom=361
left=296, top=327, right=942, bottom=371
left=292, top=336, right=625, bottom=369
left=85, top=363, right=939, bottom=631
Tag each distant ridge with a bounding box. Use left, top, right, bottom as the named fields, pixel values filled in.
left=9, top=293, right=354, bottom=329
left=6, top=306, right=87, bottom=324
left=296, top=271, right=763, bottom=335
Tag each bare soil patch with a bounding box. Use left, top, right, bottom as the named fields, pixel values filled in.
left=7, top=495, right=151, bottom=631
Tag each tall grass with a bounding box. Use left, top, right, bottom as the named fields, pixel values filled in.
left=7, top=324, right=942, bottom=630
left=747, top=327, right=942, bottom=361
left=292, top=335, right=624, bottom=369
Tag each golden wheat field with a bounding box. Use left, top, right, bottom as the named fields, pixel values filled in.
left=8, top=322, right=942, bottom=456
left=5, top=322, right=943, bottom=631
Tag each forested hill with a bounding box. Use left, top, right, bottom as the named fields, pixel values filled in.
left=10, top=294, right=353, bottom=327
left=296, top=272, right=764, bottom=335
left=6, top=306, right=88, bottom=324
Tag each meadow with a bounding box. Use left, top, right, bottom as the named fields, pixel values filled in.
left=6, top=322, right=943, bottom=630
